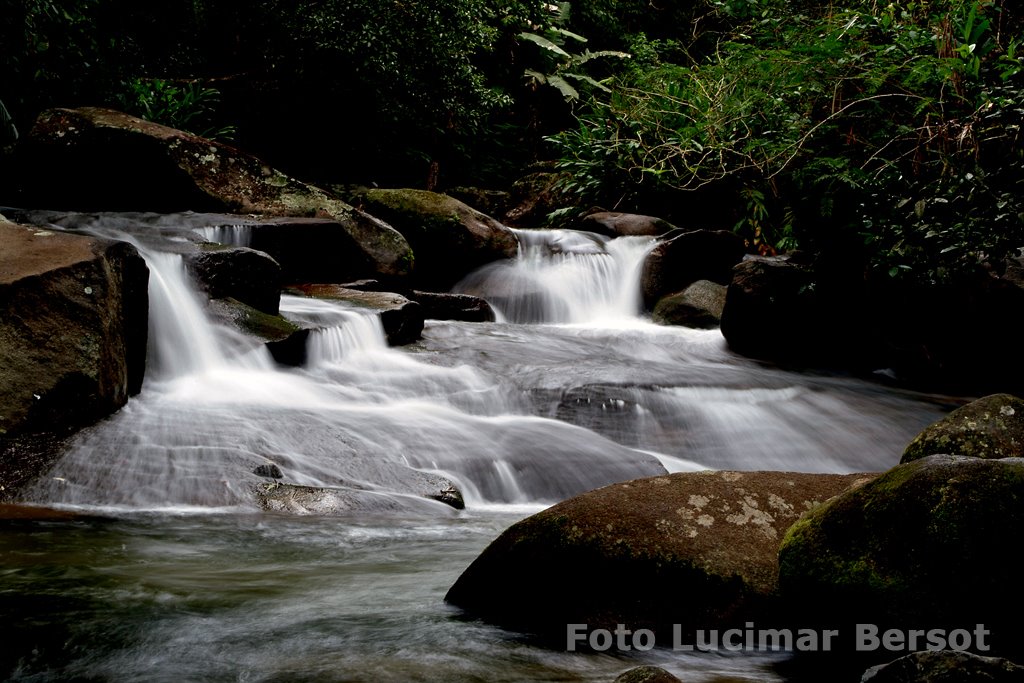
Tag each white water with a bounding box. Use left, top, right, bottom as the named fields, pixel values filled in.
left=454, top=229, right=655, bottom=324
left=4, top=212, right=959, bottom=683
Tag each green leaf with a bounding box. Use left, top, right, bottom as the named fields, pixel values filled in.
left=519, top=32, right=570, bottom=58
left=547, top=75, right=580, bottom=102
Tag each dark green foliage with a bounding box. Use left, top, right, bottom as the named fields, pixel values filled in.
left=549, top=0, right=1024, bottom=280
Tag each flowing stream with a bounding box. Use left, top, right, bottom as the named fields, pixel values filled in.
left=0, top=214, right=958, bottom=682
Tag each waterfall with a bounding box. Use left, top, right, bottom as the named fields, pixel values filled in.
left=145, top=250, right=274, bottom=379
left=453, top=229, right=655, bottom=324
left=23, top=219, right=670, bottom=511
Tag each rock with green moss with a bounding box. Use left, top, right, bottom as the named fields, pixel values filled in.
left=350, top=188, right=518, bottom=290
left=778, top=455, right=1024, bottom=655
left=861, top=650, right=1024, bottom=683
left=900, top=394, right=1024, bottom=463
left=445, top=469, right=872, bottom=645
left=207, top=298, right=309, bottom=365
left=652, top=280, right=727, bottom=329
left=19, top=108, right=413, bottom=281
left=613, top=666, right=683, bottom=683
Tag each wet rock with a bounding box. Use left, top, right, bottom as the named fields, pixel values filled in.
left=503, top=170, right=568, bottom=228
left=253, top=477, right=463, bottom=514
left=350, top=188, right=519, bottom=290
left=287, top=284, right=424, bottom=346
left=445, top=469, right=872, bottom=645
left=652, top=280, right=727, bottom=329
left=200, top=214, right=413, bottom=286
left=901, top=394, right=1024, bottom=463
left=779, top=455, right=1024, bottom=655
left=1, top=222, right=148, bottom=494
left=640, top=230, right=745, bottom=309
left=445, top=186, right=511, bottom=218
left=206, top=297, right=309, bottom=366
left=184, top=245, right=281, bottom=314
left=253, top=463, right=283, bottom=479
left=860, top=650, right=1024, bottom=683
left=19, top=108, right=413, bottom=281
left=719, top=257, right=818, bottom=361
left=409, top=291, right=496, bottom=322
left=428, top=484, right=465, bottom=510
left=575, top=211, right=676, bottom=238
left=614, top=666, right=684, bottom=683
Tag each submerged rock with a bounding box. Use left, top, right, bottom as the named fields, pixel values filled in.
left=652, top=279, right=727, bottom=329
left=445, top=469, right=871, bottom=645
left=1, top=222, right=148, bottom=495
left=901, top=393, right=1024, bottom=463
left=779, top=455, right=1024, bottom=655
left=349, top=188, right=518, bottom=290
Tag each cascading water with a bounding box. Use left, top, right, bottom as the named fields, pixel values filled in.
left=3, top=212, right=959, bottom=683
left=454, top=228, right=655, bottom=324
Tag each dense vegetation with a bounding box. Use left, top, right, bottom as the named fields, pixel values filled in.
left=1, top=0, right=1021, bottom=284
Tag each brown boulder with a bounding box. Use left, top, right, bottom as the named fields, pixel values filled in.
left=19, top=108, right=413, bottom=281
left=350, top=188, right=518, bottom=290
left=445, top=469, right=872, bottom=645
left=1, top=222, right=148, bottom=494
left=640, top=230, right=745, bottom=309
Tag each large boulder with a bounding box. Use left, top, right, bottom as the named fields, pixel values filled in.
left=901, top=394, right=1024, bottom=463
left=613, top=666, right=683, bottom=683
left=640, top=230, right=745, bottom=309
left=779, top=455, right=1024, bottom=656
left=574, top=211, right=676, bottom=238
left=195, top=214, right=414, bottom=286
left=1, top=222, right=148, bottom=494
left=287, top=284, right=424, bottom=346
left=652, top=280, right=727, bottom=329
left=18, top=108, right=413, bottom=281
left=861, top=650, right=1024, bottom=683
left=184, top=245, right=281, bottom=314
left=719, top=257, right=819, bottom=361
left=445, top=469, right=872, bottom=645
left=349, top=188, right=519, bottom=290
left=409, top=290, right=496, bottom=322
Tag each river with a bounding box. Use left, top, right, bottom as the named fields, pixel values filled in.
left=0, top=214, right=955, bottom=681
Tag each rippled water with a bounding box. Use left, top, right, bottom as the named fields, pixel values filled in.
left=0, top=213, right=958, bottom=682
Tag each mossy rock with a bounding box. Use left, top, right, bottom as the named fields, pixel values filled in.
left=351, top=188, right=518, bottom=290
left=652, top=280, right=727, bottom=329
left=779, top=454, right=1024, bottom=655
left=901, top=393, right=1024, bottom=463
left=445, top=469, right=871, bottom=646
